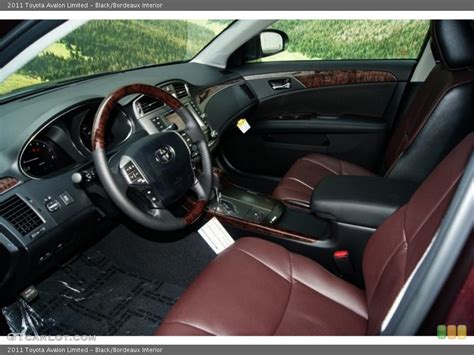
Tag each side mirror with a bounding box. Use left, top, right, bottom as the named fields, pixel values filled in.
left=260, top=30, right=287, bottom=56
left=236, top=29, right=289, bottom=63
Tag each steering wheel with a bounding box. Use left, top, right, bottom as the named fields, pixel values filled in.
left=91, top=84, right=213, bottom=231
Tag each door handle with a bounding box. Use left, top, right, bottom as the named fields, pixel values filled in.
left=269, top=79, right=291, bottom=90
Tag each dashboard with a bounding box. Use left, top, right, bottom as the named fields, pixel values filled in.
left=0, top=62, right=258, bottom=303
left=17, top=81, right=216, bottom=179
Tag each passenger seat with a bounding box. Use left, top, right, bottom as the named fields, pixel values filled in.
left=156, top=132, right=474, bottom=336
left=273, top=20, right=474, bottom=209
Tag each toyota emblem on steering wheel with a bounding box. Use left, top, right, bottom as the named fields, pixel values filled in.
left=155, top=145, right=175, bottom=164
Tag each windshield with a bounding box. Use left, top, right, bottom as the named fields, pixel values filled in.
left=0, top=20, right=233, bottom=99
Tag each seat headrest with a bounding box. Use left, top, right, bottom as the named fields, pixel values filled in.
left=431, top=20, right=474, bottom=70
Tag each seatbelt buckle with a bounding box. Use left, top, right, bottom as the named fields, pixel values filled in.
left=333, top=250, right=354, bottom=276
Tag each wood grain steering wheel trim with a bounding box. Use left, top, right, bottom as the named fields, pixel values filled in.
left=91, top=84, right=183, bottom=151
left=184, top=199, right=207, bottom=225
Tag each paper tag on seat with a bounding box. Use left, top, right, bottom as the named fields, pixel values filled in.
left=236, top=118, right=251, bottom=134
left=198, top=217, right=235, bottom=254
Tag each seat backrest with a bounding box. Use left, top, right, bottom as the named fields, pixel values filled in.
left=363, top=132, right=474, bottom=335
left=383, top=20, right=474, bottom=185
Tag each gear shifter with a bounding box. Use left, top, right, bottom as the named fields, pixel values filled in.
left=214, top=186, right=223, bottom=213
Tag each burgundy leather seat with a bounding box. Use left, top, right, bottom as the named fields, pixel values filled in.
left=273, top=20, right=474, bottom=209
left=156, top=132, right=473, bottom=336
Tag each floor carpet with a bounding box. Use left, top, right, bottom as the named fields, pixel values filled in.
left=3, top=224, right=216, bottom=336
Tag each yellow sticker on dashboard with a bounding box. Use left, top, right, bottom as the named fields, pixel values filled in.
left=237, top=118, right=251, bottom=134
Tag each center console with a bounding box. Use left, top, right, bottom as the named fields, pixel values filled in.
left=202, top=180, right=330, bottom=244
left=207, top=186, right=284, bottom=225
left=132, top=81, right=219, bottom=159
left=311, top=175, right=417, bottom=229
left=201, top=174, right=418, bottom=287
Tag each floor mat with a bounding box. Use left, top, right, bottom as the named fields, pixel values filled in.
left=93, top=224, right=216, bottom=288
left=3, top=248, right=183, bottom=335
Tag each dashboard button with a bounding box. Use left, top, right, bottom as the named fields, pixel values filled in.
left=30, top=226, right=46, bottom=239
left=46, top=199, right=61, bottom=212
left=59, top=191, right=74, bottom=205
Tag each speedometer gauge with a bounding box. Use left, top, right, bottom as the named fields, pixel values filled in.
left=78, top=106, right=133, bottom=151
left=21, top=139, right=59, bottom=177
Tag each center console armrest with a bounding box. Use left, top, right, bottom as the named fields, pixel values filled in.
left=311, top=176, right=417, bottom=228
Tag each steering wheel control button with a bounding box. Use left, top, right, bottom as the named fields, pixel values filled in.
left=181, top=132, right=193, bottom=145
left=59, top=191, right=74, bottom=206
left=144, top=189, right=159, bottom=203
left=122, top=160, right=148, bottom=185
left=46, top=199, right=61, bottom=212
left=154, top=145, right=175, bottom=164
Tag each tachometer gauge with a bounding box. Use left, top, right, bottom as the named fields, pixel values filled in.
left=21, top=139, right=59, bottom=177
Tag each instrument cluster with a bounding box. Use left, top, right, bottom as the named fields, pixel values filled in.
left=20, top=101, right=134, bottom=178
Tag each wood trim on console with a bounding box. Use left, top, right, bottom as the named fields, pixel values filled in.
left=182, top=196, right=317, bottom=244
left=210, top=212, right=317, bottom=244
left=0, top=177, right=19, bottom=194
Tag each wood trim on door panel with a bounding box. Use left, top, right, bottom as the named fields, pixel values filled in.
left=245, top=70, right=397, bottom=89
left=294, top=70, right=397, bottom=88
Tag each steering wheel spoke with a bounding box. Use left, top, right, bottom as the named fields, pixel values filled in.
left=190, top=177, right=208, bottom=200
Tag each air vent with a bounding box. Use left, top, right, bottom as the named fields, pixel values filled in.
left=0, top=195, right=43, bottom=236
left=135, top=95, right=164, bottom=116
left=173, top=82, right=189, bottom=99
left=240, top=84, right=255, bottom=99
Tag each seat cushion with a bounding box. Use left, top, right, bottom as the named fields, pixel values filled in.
left=272, top=153, right=375, bottom=209
left=156, top=237, right=368, bottom=336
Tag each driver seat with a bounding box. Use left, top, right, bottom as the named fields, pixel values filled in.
left=156, top=133, right=473, bottom=335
